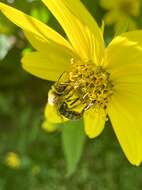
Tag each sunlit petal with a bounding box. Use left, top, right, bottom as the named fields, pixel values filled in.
left=104, top=35, right=142, bottom=81
left=0, top=2, right=70, bottom=48
left=44, top=104, right=68, bottom=123
left=22, top=47, right=74, bottom=81
left=84, top=108, right=106, bottom=138
left=108, top=96, right=142, bottom=165
left=42, top=0, right=104, bottom=64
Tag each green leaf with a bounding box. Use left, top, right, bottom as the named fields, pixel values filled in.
left=62, top=120, right=85, bottom=176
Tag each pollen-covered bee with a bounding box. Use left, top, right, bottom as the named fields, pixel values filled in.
left=48, top=72, right=84, bottom=120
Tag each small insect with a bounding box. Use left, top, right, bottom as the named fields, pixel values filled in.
left=48, top=72, right=84, bottom=120
left=48, top=86, right=83, bottom=120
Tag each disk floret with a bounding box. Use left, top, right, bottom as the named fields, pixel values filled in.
left=68, top=61, right=113, bottom=111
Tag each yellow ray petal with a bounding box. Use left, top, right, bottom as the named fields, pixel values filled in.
left=104, top=35, right=142, bottom=79
left=84, top=108, right=106, bottom=138
left=44, top=104, right=68, bottom=123
left=22, top=47, right=73, bottom=81
left=24, top=31, right=51, bottom=51
left=122, top=30, right=142, bottom=46
left=111, top=66, right=142, bottom=113
left=110, top=64, right=142, bottom=87
left=42, top=0, right=104, bottom=64
left=106, top=31, right=142, bottom=81
left=24, top=31, right=74, bottom=53
left=112, top=93, right=142, bottom=117
left=0, top=2, right=70, bottom=48
left=24, top=31, right=76, bottom=57
left=108, top=96, right=142, bottom=166
left=115, top=84, right=142, bottom=101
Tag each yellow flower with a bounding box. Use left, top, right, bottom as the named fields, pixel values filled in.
left=5, top=152, right=21, bottom=169
left=1, top=0, right=142, bottom=165
left=100, top=0, right=140, bottom=31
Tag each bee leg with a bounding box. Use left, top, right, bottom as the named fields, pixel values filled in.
left=84, top=102, right=94, bottom=111
left=69, top=98, right=80, bottom=106
left=67, top=99, right=81, bottom=109
left=64, top=88, right=74, bottom=99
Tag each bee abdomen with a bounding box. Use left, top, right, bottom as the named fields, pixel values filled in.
left=59, top=102, right=82, bottom=120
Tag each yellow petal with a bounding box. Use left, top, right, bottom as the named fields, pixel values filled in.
left=44, top=104, right=68, bottom=123
left=108, top=96, right=142, bottom=165
left=84, top=108, right=106, bottom=138
left=23, top=31, right=74, bottom=53
left=104, top=35, right=142, bottom=81
left=42, top=0, right=104, bottom=64
left=111, top=78, right=142, bottom=118
left=24, top=31, right=51, bottom=51
left=0, top=2, right=70, bottom=48
left=22, top=46, right=73, bottom=81
left=45, top=104, right=63, bottom=123
left=122, top=30, right=142, bottom=46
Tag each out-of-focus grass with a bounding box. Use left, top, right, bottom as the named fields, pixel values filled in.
left=1, top=0, right=142, bottom=190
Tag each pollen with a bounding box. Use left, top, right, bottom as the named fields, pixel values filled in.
left=61, top=59, right=114, bottom=112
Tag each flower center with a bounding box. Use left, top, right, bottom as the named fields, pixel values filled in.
left=68, top=60, right=113, bottom=109
left=49, top=60, right=113, bottom=119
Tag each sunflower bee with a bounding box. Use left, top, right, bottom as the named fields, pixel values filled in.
left=48, top=72, right=84, bottom=120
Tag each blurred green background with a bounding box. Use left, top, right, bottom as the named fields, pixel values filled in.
left=0, top=0, right=142, bottom=189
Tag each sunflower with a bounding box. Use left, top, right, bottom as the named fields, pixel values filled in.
left=100, top=0, right=140, bottom=31
left=1, top=0, right=142, bottom=165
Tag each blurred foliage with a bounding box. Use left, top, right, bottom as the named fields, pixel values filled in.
left=0, top=0, right=142, bottom=189
left=62, top=120, right=85, bottom=177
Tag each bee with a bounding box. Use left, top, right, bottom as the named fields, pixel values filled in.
left=58, top=102, right=83, bottom=120
left=48, top=68, right=96, bottom=120
left=48, top=72, right=84, bottom=120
